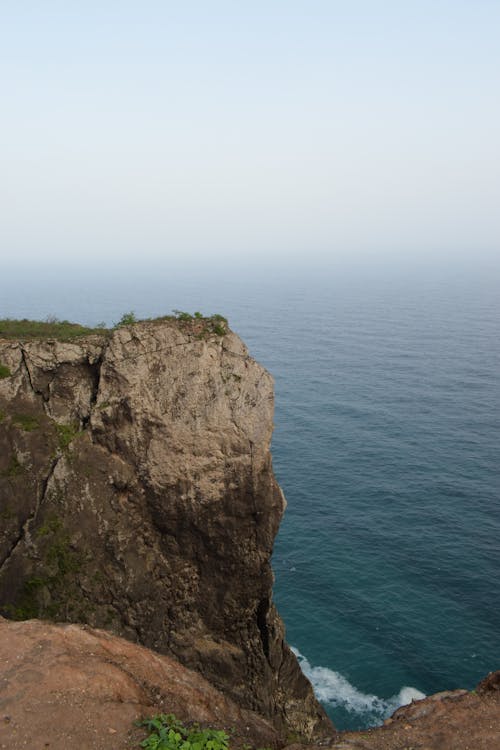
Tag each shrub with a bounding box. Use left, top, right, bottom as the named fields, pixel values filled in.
left=172, top=310, right=194, bottom=322
left=136, top=714, right=230, bottom=750
left=116, top=311, right=137, bottom=327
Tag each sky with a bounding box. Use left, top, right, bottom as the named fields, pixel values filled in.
left=1, top=1, right=499, bottom=274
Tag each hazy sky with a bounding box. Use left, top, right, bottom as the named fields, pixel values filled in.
left=2, top=1, right=499, bottom=271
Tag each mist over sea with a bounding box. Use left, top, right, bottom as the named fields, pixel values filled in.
left=2, top=259, right=499, bottom=730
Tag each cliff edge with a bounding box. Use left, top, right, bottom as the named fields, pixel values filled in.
left=0, top=317, right=331, bottom=739
left=2, top=616, right=499, bottom=750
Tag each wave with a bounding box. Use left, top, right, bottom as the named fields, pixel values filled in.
left=291, top=647, right=426, bottom=724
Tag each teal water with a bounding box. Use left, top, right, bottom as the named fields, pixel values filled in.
left=1, top=262, right=499, bottom=730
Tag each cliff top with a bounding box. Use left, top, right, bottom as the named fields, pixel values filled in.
left=0, top=311, right=228, bottom=342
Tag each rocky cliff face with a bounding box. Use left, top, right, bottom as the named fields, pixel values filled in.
left=0, top=319, right=331, bottom=739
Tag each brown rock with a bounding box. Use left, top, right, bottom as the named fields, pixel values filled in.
left=0, top=616, right=279, bottom=750
left=333, top=686, right=500, bottom=749
left=477, top=670, right=500, bottom=694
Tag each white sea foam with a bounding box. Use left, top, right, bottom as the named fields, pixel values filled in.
left=291, top=647, right=426, bottom=723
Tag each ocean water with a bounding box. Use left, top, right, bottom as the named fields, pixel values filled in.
left=1, top=261, right=499, bottom=730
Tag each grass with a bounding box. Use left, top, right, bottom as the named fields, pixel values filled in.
left=136, top=715, right=230, bottom=750
left=12, top=413, right=40, bottom=432
left=0, top=312, right=229, bottom=340
left=0, top=318, right=109, bottom=341
left=55, top=422, right=82, bottom=450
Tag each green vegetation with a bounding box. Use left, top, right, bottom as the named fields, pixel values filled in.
left=4, top=576, right=46, bottom=619
left=0, top=409, right=5, bottom=423
left=136, top=715, right=229, bottom=750
left=0, top=454, right=24, bottom=478
left=0, top=318, right=108, bottom=341
left=55, top=422, right=81, bottom=450
left=172, top=310, right=194, bottom=322
left=12, top=413, right=40, bottom=432
left=36, top=516, right=64, bottom=538
left=0, top=363, right=11, bottom=378
left=5, top=515, right=84, bottom=621
left=171, top=310, right=228, bottom=336
left=0, top=311, right=229, bottom=342
left=116, top=311, right=137, bottom=327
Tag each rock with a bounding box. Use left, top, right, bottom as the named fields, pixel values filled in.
left=477, top=670, right=500, bottom=693
left=333, top=686, right=500, bottom=749
left=0, top=319, right=332, bottom=739
left=0, top=616, right=279, bottom=750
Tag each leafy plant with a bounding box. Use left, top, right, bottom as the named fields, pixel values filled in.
left=136, top=714, right=229, bottom=750
left=0, top=363, right=11, bottom=378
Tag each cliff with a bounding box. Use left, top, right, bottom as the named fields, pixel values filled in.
left=0, top=317, right=331, bottom=740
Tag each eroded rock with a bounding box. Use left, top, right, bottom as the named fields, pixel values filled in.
left=0, top=616, right=279, bottom=750
left=0, top=320, right=331, bottom=739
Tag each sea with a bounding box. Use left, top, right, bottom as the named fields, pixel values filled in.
left=1, top=258, right=499, bottom=730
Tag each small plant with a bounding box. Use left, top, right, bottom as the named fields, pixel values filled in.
left=0, top=363, right=11, bottom=379
left=207, top=314, right=228, bottom=336
left=116, top=311, right=137, bottom=327
left=172, top=310, right=194, bottom=322
left=136, top=714, right=230, bottom=750
left=36, top=516, right=63, bottom=537
left=12, top=413, right=40, bottom=432
left=55, top=422, right=81, bottom=450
